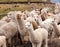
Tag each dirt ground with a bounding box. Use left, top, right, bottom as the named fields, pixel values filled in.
left=15, top=38, right=60, bottom=47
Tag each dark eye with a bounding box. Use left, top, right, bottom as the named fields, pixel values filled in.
left=37, top=16, right=38, bottom=18
left=9, top=14, right=11, bottom=15
left=35, top=18, right=36, bottom=21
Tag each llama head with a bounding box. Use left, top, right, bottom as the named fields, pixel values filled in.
left=34, top=14, right=39, bottom=22
left=46, top=18, right=55, bottom=23
left=50, top=18, right=56, bottom=25
left=34, top=15, right=42, bottom=25
left=16, top=12, right=26, bottom=20
left=16, top=14, right=21, bottom=19
left=7, top=11, right=15, bottom=20
left=25, top=21, right=34, bottom=31
left=16, top=12, right=24, bottom=19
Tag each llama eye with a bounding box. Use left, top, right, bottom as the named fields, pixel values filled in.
left=9, top=14, right=11, bottom=15
left=35, top=19, right=36, bottom=21
left=37, top=16, right=38, bottom=18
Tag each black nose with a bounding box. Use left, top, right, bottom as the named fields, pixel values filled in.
left=35, top=19, right=36, bottom=21
left=28, top=25, right=30, bottom=27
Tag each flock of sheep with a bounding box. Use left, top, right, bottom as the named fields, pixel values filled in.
left=0, top=3, right=60, bottom=47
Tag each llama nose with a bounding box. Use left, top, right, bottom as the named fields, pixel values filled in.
left=35, top=18, right=37, bottom=21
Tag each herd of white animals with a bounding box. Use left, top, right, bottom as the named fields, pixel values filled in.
left=0, top=3, right=60, bottom=47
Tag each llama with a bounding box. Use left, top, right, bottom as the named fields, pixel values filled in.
left=7, top=11, right=22, bottom=21
left=0, top=16, right=13, bottom=27
left=40, top=7, right=50, bottom=20
left=0, top=29, right=6, bottom=47
left=34, top=15, right=54, bottom=38
left=0, top=20, right=7, bottom=27
left=54, top=14, right=60, bottom=24
left=0, top=16, right=12, bottom=27
left=1, top=16, right=10, bottom=22
left=25, top=21, right=48, bottom=47
left=7, top=11, right=16, bottom=20
left=23, top=10, right=30, bottom=18
left=8, top=11, right=29, bottom=44
left=15, top=13, right=29, bottom=43
left=26, top=16, right=38, bottom=30
left=0, top=36, right=6, bottom=47
left=0, top=18, right=18, bottom=47
left=55, top=2, right=60, bottom=14
left=0, top=19, right=17, bottom=39
left=29, top=9, right=40, bottom=18
left=51, top=19, right=60, bottom=37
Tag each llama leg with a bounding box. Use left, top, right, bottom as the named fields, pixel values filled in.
left=44, top=39, right=48, bottom=47
left=37, top=41, right=42, bottom=47
left=2, top=39, right=6, bottom=47
left=15, top=32, right=18, bottom=46
left=11, top=38, right=13, bottom=47
left=8, top=38, right=11, bottom=47
left=32, top=43, right=36, bottom=47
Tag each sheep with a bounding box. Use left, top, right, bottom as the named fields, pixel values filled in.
left=25, top=21, right=48, bottom=47
left=0, top=36, right=6, bottom=47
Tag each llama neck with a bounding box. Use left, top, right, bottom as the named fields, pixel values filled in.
left=28, top=24, right=36, bottom=40
left=38, top=16, right=42, bottom=26
left=16, top=16, right=26, bottom=35
left=18, top=18, right=25, bottom=29
left=29, top=29, right=35, bottom=41
left=52, top=23, right=60, bottom=36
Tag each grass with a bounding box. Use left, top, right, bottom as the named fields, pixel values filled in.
left=0, top=3, right=55, bottom=19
